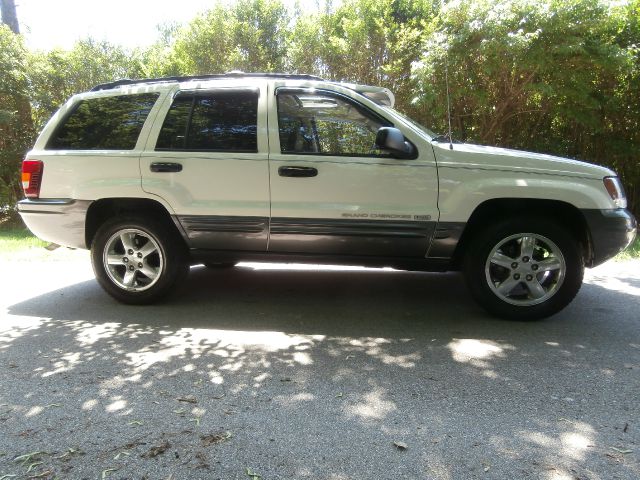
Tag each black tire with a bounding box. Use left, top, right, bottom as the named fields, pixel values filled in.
left=463, top=217, right=584, bottom=320
left=203, top=262, right=236, bottom=269
left=91, top=216, right=189, bottom=304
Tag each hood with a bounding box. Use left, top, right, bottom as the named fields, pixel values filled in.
left=432, top=142, right=615, bottom=180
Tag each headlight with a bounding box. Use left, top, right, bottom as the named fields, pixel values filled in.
left=603, top=176, right=627, bottom=209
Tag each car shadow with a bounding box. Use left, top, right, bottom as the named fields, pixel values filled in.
left=6, top=262, right=640, bottom=341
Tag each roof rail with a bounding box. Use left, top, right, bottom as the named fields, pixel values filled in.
left=90, top=72, right=325, bottom=91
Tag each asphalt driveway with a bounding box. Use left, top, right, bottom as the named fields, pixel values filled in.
left=0, top=252, right=639, bottom=479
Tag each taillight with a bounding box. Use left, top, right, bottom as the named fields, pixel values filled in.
left=22, top=160, right=43, bottom=198
left=603, top=176, right=627, bottom=209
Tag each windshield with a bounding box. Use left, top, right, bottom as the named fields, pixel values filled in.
left=381, top=106, right=437, bottom=138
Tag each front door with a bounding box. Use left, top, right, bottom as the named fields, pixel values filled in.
left=267, top=87, right=439, bottom=257
left=141, top=84, right=270, bottom=251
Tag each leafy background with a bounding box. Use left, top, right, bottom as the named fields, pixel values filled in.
left=1, top=0, right=639, bottom=217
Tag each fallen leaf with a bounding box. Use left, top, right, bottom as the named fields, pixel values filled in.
left=44, top=403, right=62, bottom=408
left=201, top=431, right=232, bottom=446
left=280, top=377, right=292, bottom=382
left=141, top=440, right=170, bottom=458
left=393, top=441, right=408, bottom=450
left=0, top=475, right=17, bottom=480
left=623, top=423, right=629, bottom=433
left=102, top=468, right=117, bottom=479
left=128, top=420, right=144, bottom=426
left=177, top=396, right=197, bottom=404
left=25, top=462, right=42, bottom=473
left=190, top=417, right=201, bottom=427
left=611, top=447, right=633, bottom=454
left=336, top=392, right=343, bottom=398
left=173, top=409, right=186, bottom=414
left=53, top=447, right=81, bottom=460
left=114, top=451, right=130, bottom=460
left=27, top=469, right=53, bottom=479
left=13, top=452, right=45, bottom=466
left=246, top=467, right=262, bottom=479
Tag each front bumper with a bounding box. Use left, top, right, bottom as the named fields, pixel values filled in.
left=17, top=199, right=92, bottom=249
left=581, top=208, right=637, bottom=267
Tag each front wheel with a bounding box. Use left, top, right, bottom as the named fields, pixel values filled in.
left=463, top=218, right=584, bottom=320
left=91, top=217, right=188, bottom=304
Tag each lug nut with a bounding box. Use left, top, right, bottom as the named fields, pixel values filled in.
left=526, top=274, right=533, bottom=281
left=511, top=262, right=518, bottom=269
left=128, top=265, right=135, bottom=271
left=128, top=249, right=134, bottom=255
left=522, top=256, right=530, bottom=263
left=138, top=263, right=143, bottom=268
left=532, top=264, right=539, bottom=271
left=513, top=273, right=520, bottom=280
left=123, top=257, right=128, bottom=263
left=137, top=252, right=143, bottom=258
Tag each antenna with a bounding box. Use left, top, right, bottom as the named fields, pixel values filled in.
left=445, top=58, right=453, bottom=150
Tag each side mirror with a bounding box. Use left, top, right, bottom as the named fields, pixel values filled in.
left=375, top=127, right=415, bottom=159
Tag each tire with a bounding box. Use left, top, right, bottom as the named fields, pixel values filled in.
left=91, top=216, right=189, bottom=304
left=203, top=262, right=236, bottom=269
left=463, top=217, right=584, bottom=320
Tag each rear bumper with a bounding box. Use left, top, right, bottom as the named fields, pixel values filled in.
left=17, top=198, right=92, bottom=249
left=581, top=208, right=637, bottom=267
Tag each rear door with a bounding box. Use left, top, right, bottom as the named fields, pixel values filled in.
left=141, top=84, right=270, bottom=251
left=267, top=86, right=439, bottom=257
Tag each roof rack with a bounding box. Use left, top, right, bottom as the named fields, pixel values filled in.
left=90, top=72, right=325, bottom=91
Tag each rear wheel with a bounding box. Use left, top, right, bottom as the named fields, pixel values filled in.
left=463, top=218, right=584, bottom=320
left=91, top=216, right=188, bottom=304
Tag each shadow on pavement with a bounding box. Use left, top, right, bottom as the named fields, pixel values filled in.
left=1, top=263, right=639, bottom=479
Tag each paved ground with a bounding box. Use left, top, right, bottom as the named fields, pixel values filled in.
left=0, top=250, right=639, bottom=480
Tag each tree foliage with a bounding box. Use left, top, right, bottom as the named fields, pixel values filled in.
left=0, top=25, right=32, bottom=208
left=0, top=0, right=639, bottom=216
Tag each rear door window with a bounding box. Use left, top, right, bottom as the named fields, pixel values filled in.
left=156, top=89, right=259, bottom=152
left=46, top=93, right=159, bottom=150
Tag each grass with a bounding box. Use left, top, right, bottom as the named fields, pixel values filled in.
left=615, top=234, right=640, bottom=261
left=0, top=228, right=48, bottom=252
left=0, top=228, right=86, bottom=262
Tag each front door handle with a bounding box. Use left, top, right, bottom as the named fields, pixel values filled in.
left=150, top=162, right=182, bottom=173
left=278, top=166, right=318, bottom=178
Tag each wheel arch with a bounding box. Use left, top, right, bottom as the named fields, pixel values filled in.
left=85, top=197, right=186, bottom=250
left=451, top=198, right=593, bottom=269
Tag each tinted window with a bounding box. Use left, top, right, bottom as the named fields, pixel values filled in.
left=47, top=93, right=159, bottom=150
left=156, top=90, right=258, bottom=152
left=277, top=91, right=391, bottom=157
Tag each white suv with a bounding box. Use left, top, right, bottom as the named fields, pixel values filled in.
left=18, top=73, right=636, bottom=319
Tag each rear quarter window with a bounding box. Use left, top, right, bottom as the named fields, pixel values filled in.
left=46, top=93, right=159, bottom=150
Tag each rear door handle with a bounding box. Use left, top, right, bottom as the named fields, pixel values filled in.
left=278, top=166, right=318, bottom=178
left=150, top=162, right=182, bottom=173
